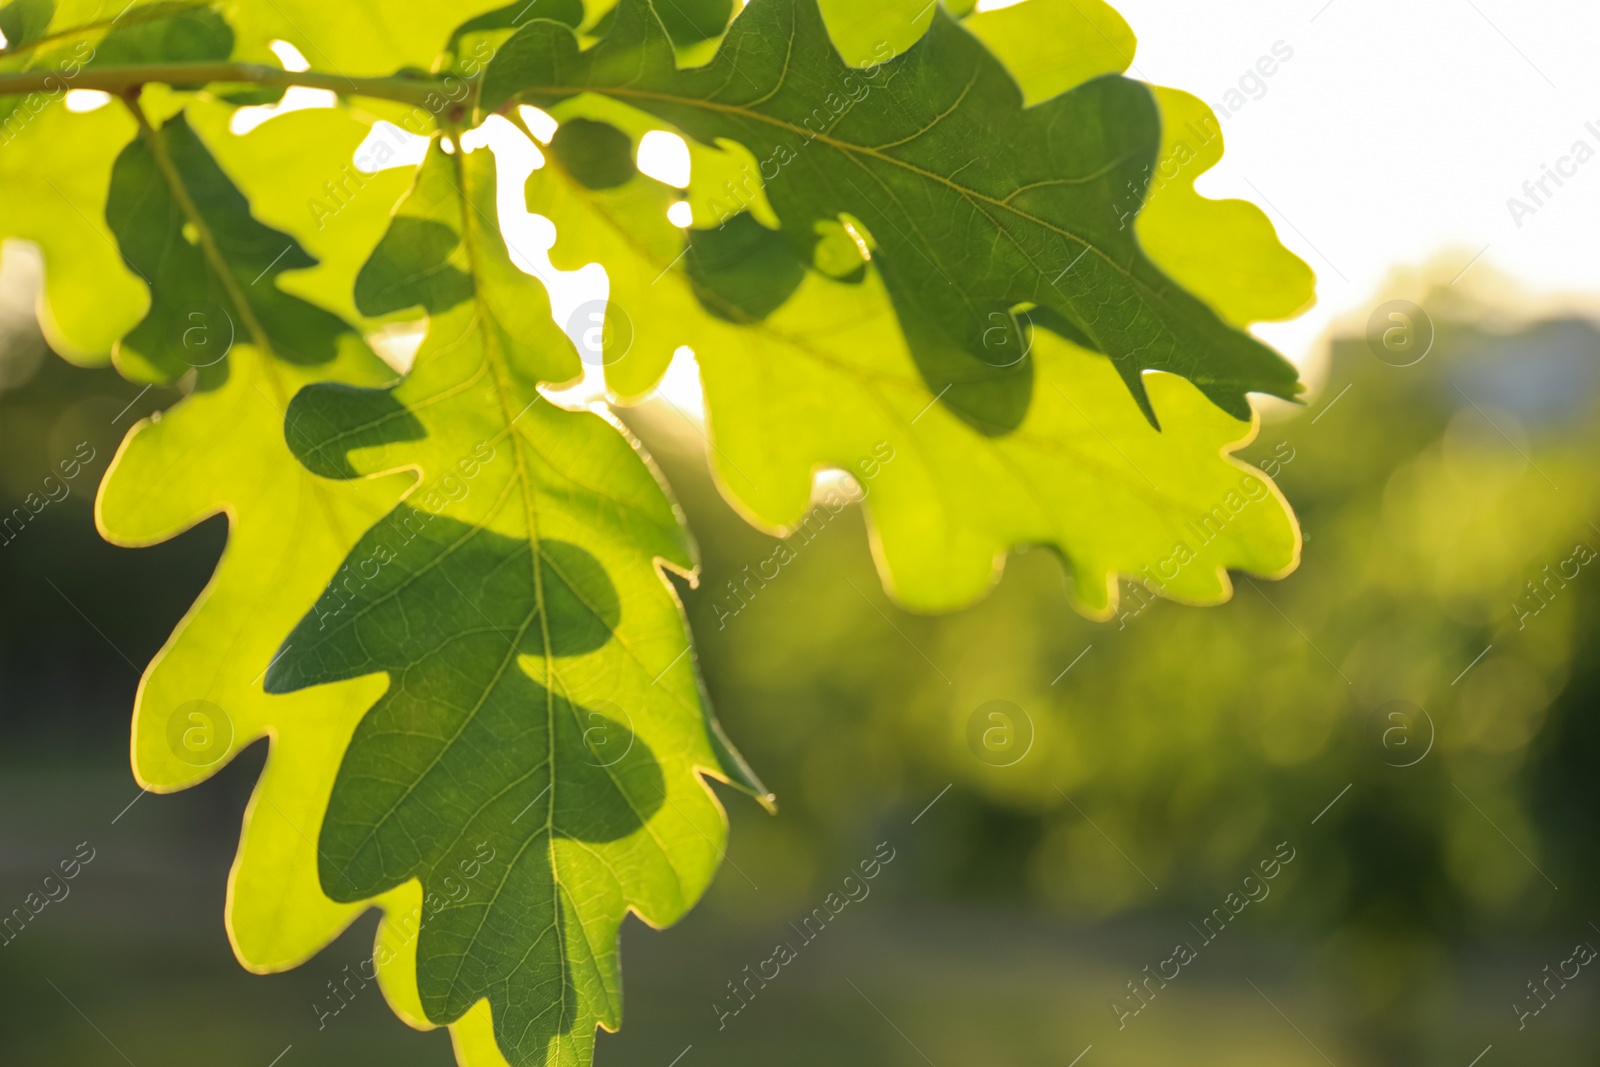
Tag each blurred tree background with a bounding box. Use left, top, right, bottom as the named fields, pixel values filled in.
left=1, top=242, right=1597, bottom=1065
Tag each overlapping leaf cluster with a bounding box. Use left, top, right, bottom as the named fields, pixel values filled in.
left=0, top=0, right=1312, bottom=1063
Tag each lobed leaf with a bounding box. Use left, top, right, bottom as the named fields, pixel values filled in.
left=268, top=136, right=763, bottom=1066
left=1, top=1, right=468, bottom=1025
left=518, top=0, right=1311, bottom=616
left=0, top=1, right=224, bottom=361
left=483, top=0, right=1303, bottom=432
left=529, top=116, right=1298, bottom=616
left=89, top=95, right=431, bottom=1012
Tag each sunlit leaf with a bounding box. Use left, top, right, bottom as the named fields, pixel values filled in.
left=93, top=100, right=423, bottom=1006
left=0, top=1, right=229, bottom=361
left=268, top=136, right=764, bottom=1066
left=531, top=114, right=1299, bottom=615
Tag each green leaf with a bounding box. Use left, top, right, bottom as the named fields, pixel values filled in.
left=0, top=1, right=346, bottom=363
left=98, top=96, right=559, bottom=1066
left=0, top=0, right=55, bottom=49
left=0, top=2, right=228, bottom=362
left=0, top=97, right=147, bottom=362
left=529, top=118, right=1299, bottom=615
left=956, top=0, right=1315, bottom=327
left=267, top=137, right=763, bottom=1066
left=508, top=0, right=1312, bottom=617
left=483, top=0, right=1302, bottom=431
left=95, top=98, right=425, bottom=1006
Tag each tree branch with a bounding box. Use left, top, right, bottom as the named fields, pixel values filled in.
left=0, top=63, right=449, bottom=108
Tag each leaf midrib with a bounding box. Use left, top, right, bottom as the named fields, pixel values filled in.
left=444, top=134, right=576, bottom=1035
left=405, top=144, right=702, bottom=1036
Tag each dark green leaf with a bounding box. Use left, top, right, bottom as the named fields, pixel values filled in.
left=484, top=0, right=1301, bottom=430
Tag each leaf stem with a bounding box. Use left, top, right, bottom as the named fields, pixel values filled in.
left=0, top=63, right=446, bottom=107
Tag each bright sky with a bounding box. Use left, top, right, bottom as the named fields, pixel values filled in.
left=1104, top=0, right=1600, bottom=379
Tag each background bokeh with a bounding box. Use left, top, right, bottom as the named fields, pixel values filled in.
left=2, top=253, right=1598, bottom=1066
